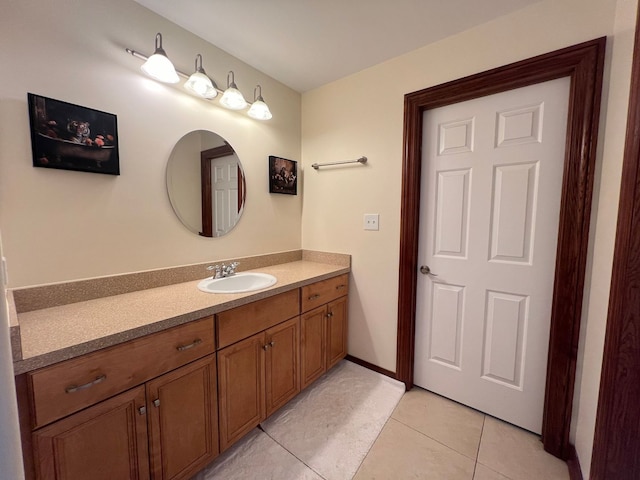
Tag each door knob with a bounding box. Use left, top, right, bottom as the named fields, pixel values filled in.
left=420, top=265, right=438, bottom=276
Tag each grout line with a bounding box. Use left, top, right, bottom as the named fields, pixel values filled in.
left=256, top=361, right=405, bottom=480
left=350, top=398, right=402, bottom=479
left=390, top=416, right=481, bottom=462
left=260, top=425, right=328, bottom=480
left=475, top=462, right=516, bottom=480
left=476, top=415, right=486, bottom=460
left=471, top=415, right=486, bottom=479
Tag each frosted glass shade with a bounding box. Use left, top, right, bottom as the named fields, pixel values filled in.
left=184, top=72, right=217, bottom=99
left=141, top=53, right=179, bottom=84
left=248, top=99, right=272, bottom=120
left=220, top=87, right=247, bottom=110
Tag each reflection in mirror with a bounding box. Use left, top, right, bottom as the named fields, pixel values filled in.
left=166, top=130, right=245, bottom=237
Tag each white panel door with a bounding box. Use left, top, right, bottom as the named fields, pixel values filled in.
left=414, top=77, right=570, bottom=433
left=211, top=157, right=239, bottom=236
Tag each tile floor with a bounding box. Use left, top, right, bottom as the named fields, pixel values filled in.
left=354, top=388, right=570, bottom=480
left=195, top=363, right=571, bottom=480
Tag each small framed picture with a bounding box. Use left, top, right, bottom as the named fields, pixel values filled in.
left=269, top=156, right=297, bottom=195
left=28, top=93, right=120, bottom=175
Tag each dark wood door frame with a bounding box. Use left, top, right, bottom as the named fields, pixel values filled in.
left=396, top=38, right=606, bottom=460
left=591, top=4, right=640, bottom=479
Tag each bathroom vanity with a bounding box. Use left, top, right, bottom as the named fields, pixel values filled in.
left=10, top=251, right=350, bottom=480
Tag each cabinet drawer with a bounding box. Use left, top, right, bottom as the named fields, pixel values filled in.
left=301, top=274, right=349, bottom=313
left=29, top=316, right=215, bottom=429
left=217, top=290, right=300, bottom=349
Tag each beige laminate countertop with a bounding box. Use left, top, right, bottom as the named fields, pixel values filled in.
left=12, top=260, right=349, bottom=375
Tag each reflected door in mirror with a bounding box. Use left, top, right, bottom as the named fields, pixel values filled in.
left=166, top=130, right=246, bottom=237
left=201, top=144, right=244, bottom=237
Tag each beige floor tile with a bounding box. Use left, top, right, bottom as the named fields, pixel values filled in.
left=194, top=429, right=324, bottom=480
left=354, top=418, right=475, bottom=480
left=478, top=417, right=569, bottom=480
left=473, top=464, right=511, bottom=480
left=391, top=388, right=485, bottom=459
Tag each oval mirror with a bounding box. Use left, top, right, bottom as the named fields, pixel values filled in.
left=166, top=130, right=245, bottom=237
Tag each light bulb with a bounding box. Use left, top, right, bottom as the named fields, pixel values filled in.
left=220, top=71, right=247, bottom=110
left=185, top=71, right=217, bottom=99
left=248, top=99, right=272, bottom=120
left=184, top=54, right=217, bottom=99
left=140, top=33, right=179, bottom=84
left=248, top=85, right=272, bottom=120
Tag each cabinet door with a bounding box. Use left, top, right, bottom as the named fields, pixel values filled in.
left=327, top=296, right=349, bottom=370
left=265, top=317, right=300, bottom=417
left=300, top=306, right=327, bottom=389
left=217, top=334, right=266, bottom=451
left=33, top=386, right=149, bottom=480
left=146, top=355, right=218, bottom=480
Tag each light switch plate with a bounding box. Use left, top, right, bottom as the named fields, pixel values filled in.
left=364, top=214, right=379, bottom=231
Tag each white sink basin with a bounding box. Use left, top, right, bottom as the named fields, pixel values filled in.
left=197, top=272, right=277, bottom=294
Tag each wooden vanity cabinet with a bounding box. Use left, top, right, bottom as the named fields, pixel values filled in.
left=32, top=386, right=150, bottom=480
left=217, top=333, right=266, bottom=451
left=26, top=318, right=219, bottom=480
left=20, top=274, right=349, bottom=479
left=215, top=291, right=301, bottom=451
left=217, top=316, right=300, bottom=451
left=146, top=354, right=218, bottom=480
left=300, top=306, right=327, bottom=389
left=28, top=317, right=216, bottom=429
left=264, top=317, right=300, bottom=417
left=300, top=274, right=349, bottom=389
left=326, top=296, right=348, bottom=370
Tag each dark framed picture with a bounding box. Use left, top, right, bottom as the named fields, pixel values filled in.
left=269, top=156, right=297, bottom=195
left=28, top=93, right=120, bottom=175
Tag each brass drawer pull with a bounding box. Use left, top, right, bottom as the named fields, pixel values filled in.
left=308, top=294, right=321, bottom=301
left=336, top=284, right=347, bottom=290
left=263, top=341, right=275, bottom=351
left=65, top=375, right=107, bottom=394
left=327, top=312, right=334, bottom=318
left=176, top=338, right=203, bottom=352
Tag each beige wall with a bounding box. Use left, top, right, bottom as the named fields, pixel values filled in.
left=301, top=0, right=635, bottom=476
left=0, top=0, right=302, bottom=288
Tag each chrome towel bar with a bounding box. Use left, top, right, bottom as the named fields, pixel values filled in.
left=311, top=156, right=367, bottom=170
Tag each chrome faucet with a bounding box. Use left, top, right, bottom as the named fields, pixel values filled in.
left=206, top=262, right=240, bottom=279
left=206, top=264, right=222, bottom=279
left=221, top=262, right=240, bottom=277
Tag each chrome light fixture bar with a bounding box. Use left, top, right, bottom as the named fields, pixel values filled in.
left=126, top=33, right=272, bottom=120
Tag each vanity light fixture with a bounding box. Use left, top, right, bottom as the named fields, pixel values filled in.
left=140, top=33, right=180, bottom=84
left=220, top=71, right=248, bottom=110
left=184, top=54, right=218, bottom=99
left=126, top=38, right=272, bottom=120
left=247, top=85, right=273, bottom=120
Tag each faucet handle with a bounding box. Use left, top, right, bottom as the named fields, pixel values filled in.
left=206, top=264, right=222, bottom=279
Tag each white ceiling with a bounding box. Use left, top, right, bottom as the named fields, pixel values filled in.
left=134, top=0, right=541, bottom=93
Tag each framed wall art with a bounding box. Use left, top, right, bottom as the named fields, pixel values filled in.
left=269, top=155, right=297, bottom=195
left=28, top=93, right=120, bottom=175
